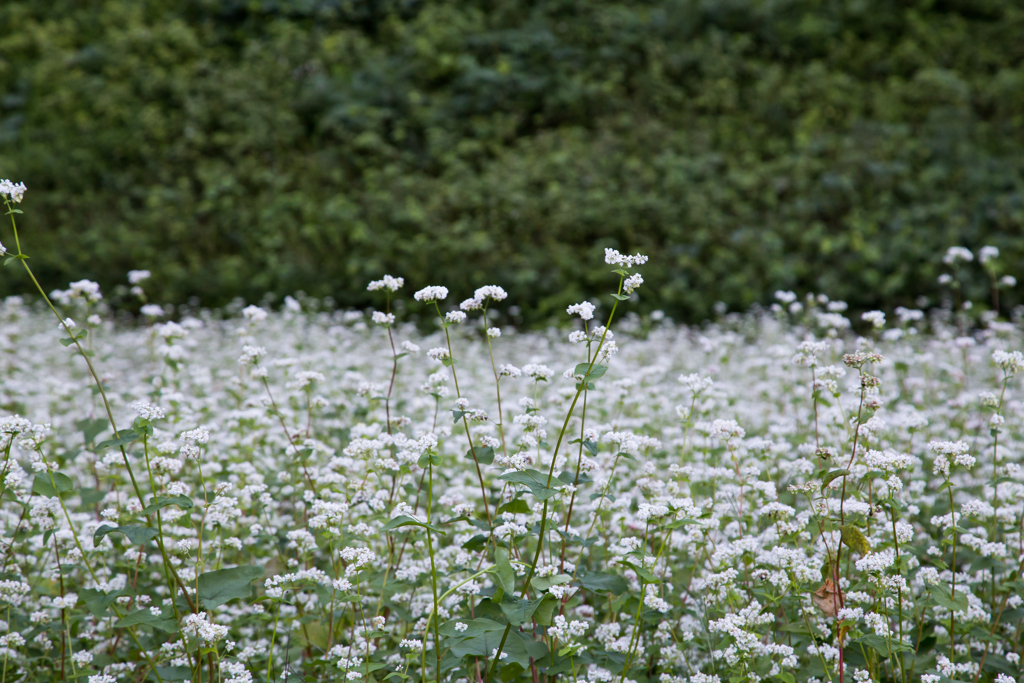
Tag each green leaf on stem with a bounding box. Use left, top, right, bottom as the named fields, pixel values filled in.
left=466, top=446, right=495, bottom=465
left=493, top=548, right=515, bottom=594
left=197, top=565, right=265, bottom=608
left=94, top=524, right=159, bottom=545
left=32, top=472, right=74, bottom=498
left=380, top=515, right=446, bottom=535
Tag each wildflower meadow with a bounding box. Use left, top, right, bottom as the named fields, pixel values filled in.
left=0, top=181, right=1022, bottom=683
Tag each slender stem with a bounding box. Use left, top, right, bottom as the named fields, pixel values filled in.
left=484, top=277, right=625, bottom=683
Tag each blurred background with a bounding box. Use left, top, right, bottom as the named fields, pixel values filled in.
left=0, top=0, right=1022, bottom=325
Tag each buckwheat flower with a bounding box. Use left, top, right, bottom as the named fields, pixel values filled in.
left=52, top=593, right=78, bottom=609
left=242, top=305, right=268, bottom=323
left=943, top=246, right=974, bottom=264
left=568, top=330, right=587, bottom=344
left=426, top=347, right=451, bottom=362
left=367, top=275, right=404, bottom=292
left=71, top=651, right=93, bottom=667
left=371, top=311, right=395, bottom=326
left=474, top=285, right=508, bottom=302
left=567, top=302, right=596, bottom=321
left=1000, top=275, right=1016, bottom=287
left=979, top=246, right=999, bottom=263
left=490, top=649, right=508, bottom=660
left=127, top=270, right=151, bottom=285
left=843, top=351, right=883, bottom=368
left=454, top=622, right=468, bottom=633
left=400, top=639, right=422, bottom=650
left=862, top=310, right=885, bottom=328
left=182, top=613, right=229, bottom=644
left=460, top=298, right=482, bottom=311
left=622, top=273, right=643, bottom=294
left=486, top=327, right=501, bottom=339
left=499, top=364, right=521, bottom=378
left=0, top=243, right=5, bottom=256
left=131, top=401, right=165, bottom=421
left=445, top=311, right=466, bottom=324
left=180, top=427, right=211, bottom=444
left=604, top=248, right=648, bottom=268
left=992, top=350, right=1024, bottom=376
left=88, top=676, right=117, bottom=683
left=523, top=364, right=553, bottom=381
left=60, top=318, right=76, bottom=331
left=0, top=179, right=27, bottom=203
left=678, top=373, right=713, bottom=393
left=139, top=304, right=164, bottom=318
left=401, top=340, right=420, bottom=354
left=710, top=419, right=745, bottom=441
left=414, top=286, right=448, bottom=302
left=239, top=345, right=266, bottom=365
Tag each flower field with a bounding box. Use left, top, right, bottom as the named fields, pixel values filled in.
left=0, top=184, right=1023, bottom=683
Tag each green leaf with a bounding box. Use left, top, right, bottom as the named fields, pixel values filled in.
left=530, top=574, right=571, bottom=592
left=80, top=588, right=126, bottom=617
left=94, top=525, right=159, bottom=545
left=466, top=446, right=495, bottom=465
left=153, top=667, right=192, bottom=681
left=664, top=518, right=702, bottom=529
left=821, top=469, right=851, bottom=489
left=32, top=472, right=74, bottom=498
left=930, top=584, right=970, bottom=613
left=498, top=469, right=566, bottom=500
left=619, top=560, right=658, bottom=583
left=840, top=524, right=871, bottom=555
left=851, top=634, right=911, bottom=656
left=142, top=495, right=194, bottom=515
left=499, top=593, right=544, bottom=626
left=380, top=515, right=446, bottom=535
left=115, top=608, right=179, bottom=633
left=493, top=548, right=515, bottom=594
left=572, top=362, right=608, bottom=380
left=95, top=429, right=140, bottom=451
left=59, top=337, right=76, bottom=347
left=497, top=498, right=530, bottom=515
left=576, top=571, right=628, bottom=595
left=533, top=594, right=558, bottom=626
left=611, top=293, right=630, bottom=301
left=76, top=418, right=109, bottom=447
left=197, top=565, right=265, bottom=608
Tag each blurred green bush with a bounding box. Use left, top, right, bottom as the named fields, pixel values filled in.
left=1, top=0, right=1022, bottom=323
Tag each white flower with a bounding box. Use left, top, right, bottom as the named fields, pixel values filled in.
left=604, top=248, right=648, bottom=268
left=127, top=270, right=151, bottom=284
left=942, top=246, right=973, bottom=264
left=445, top=311, right=467, bottom=324
left=622, top=273, right=643, bottom=294
left=242, top=305, right=268, bottom=323
left=978, top=246, right=999, bottom=264
left=427, top=347, right=451, bottom=362
left=486, top=327, right=501, bottom=339
left=0, top=180, right=27, bottom=203
left=414, top=286, right=448, bottom=302
left=566, top=302, right=596, bottom=320
left=371, top=311, right=396, bottom=325
left=367, top=275, right=404, bottom=292
left=861, top=310, right=885, bottom=328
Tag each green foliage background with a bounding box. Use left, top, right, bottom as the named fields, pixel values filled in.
left=1, top=0, right=1023, bottom=322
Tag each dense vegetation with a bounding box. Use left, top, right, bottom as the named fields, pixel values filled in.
left=1, top=0, right=1024, bottom=322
